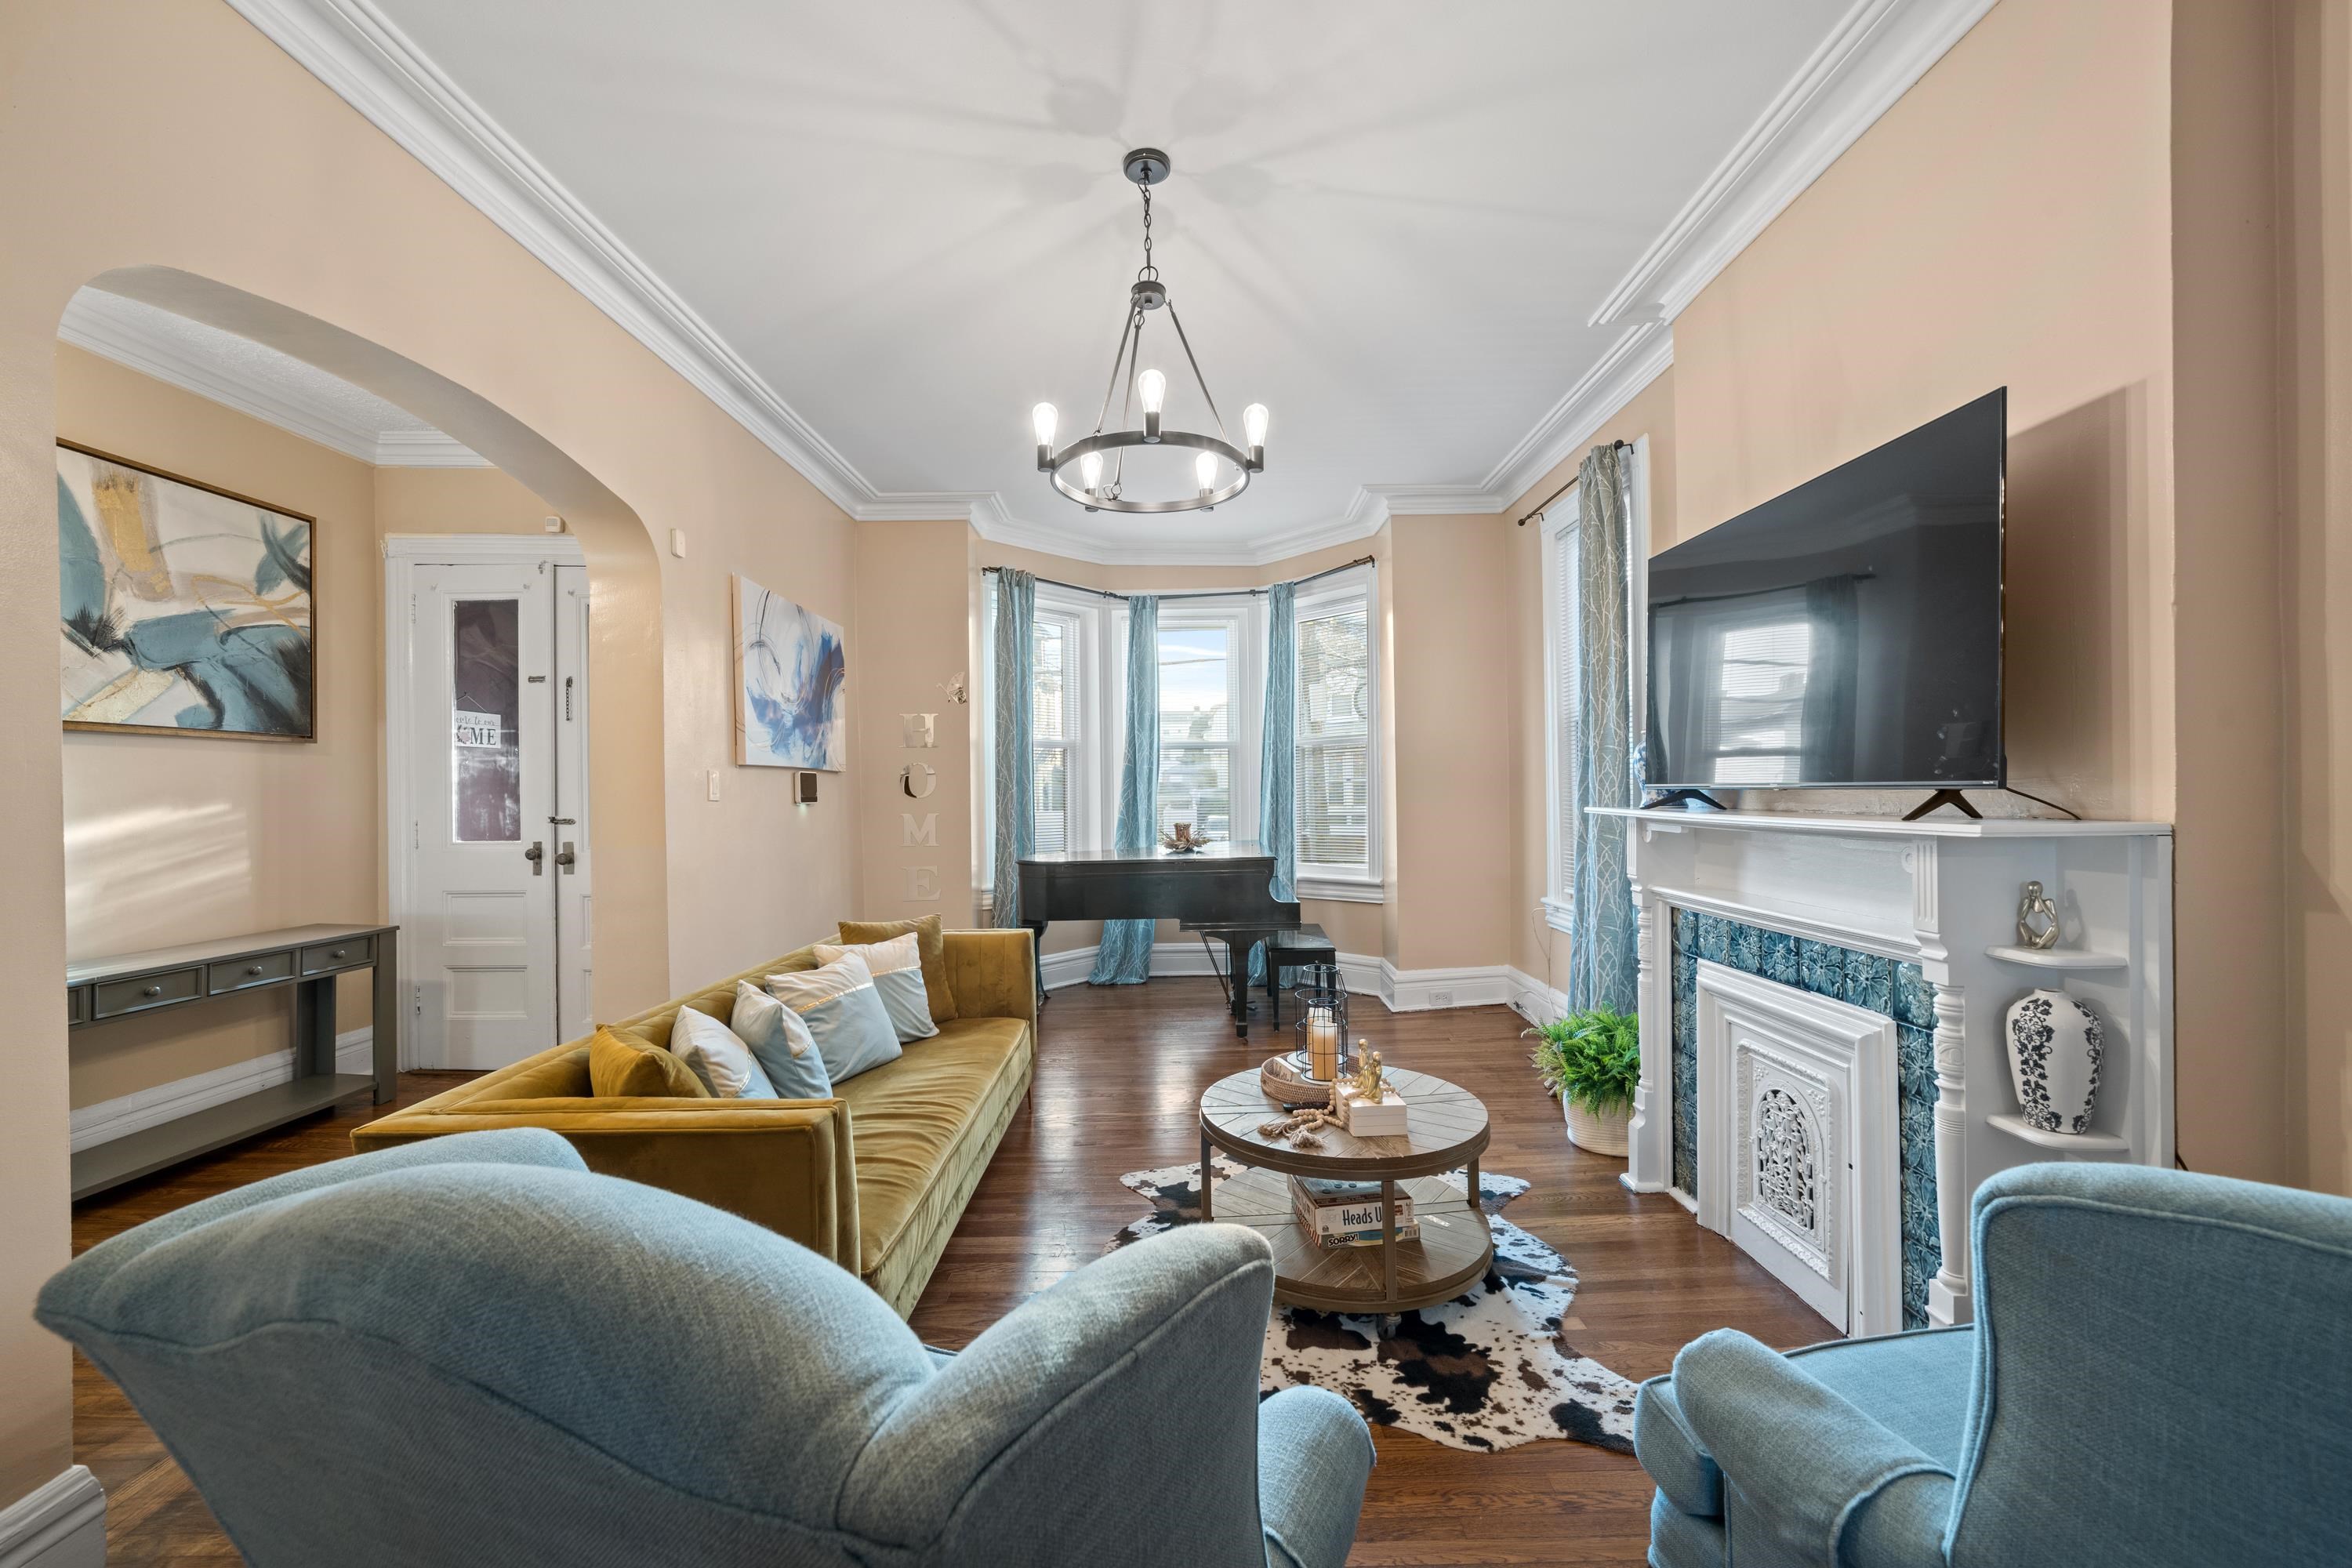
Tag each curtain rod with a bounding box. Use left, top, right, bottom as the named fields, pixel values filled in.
left=980, top=554, right=1375, bottom=603
left=1514, top=439, right=1635, bottom=527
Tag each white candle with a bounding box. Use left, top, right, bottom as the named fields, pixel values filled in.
left=1307, top=1008, right=1338, bottom=1080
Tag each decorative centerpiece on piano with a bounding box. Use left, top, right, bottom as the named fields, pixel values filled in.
left=1336, top=1048, right=1410, bottom=1136
left=1159, top=822, right=1207, bottom=854
left=1290, top=1174, right=1418, bottom=1248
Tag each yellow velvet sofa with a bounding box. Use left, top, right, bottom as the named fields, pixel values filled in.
left=352, top=927, right=1036, bottom=1318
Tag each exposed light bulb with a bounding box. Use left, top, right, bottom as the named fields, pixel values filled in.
left=1031, top=402, right=1058, bottom=445
left=1195, top=452, right=1219, bottom=492
left=1243, top=403, right=1270, bottom=448
left=1137, top=368, right=1167, bottom=415
left=1080, top=451, right=1103, bottom=491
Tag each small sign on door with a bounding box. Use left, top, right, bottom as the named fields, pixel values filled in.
left=454, top=709, right=504, bottom=748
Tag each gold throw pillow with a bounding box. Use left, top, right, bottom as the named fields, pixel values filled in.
left=588, top=1025, right=710, bottom=1099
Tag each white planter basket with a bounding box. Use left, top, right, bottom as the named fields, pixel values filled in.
left=1563, top=1098, right=1630, bottom=1158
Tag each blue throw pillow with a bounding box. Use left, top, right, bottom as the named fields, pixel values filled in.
left=764, top=953, right=902, bottom=1084
left=811, top=931, right=938, bottom=1044
left=731, top=982, right=833, bottom=1100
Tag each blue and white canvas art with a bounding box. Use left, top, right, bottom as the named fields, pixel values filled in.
left=57, top=443, right=315, bottom=740
left=733, top=574, right=846, bottom=770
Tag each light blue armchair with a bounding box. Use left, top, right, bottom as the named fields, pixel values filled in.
left=1636, top=1161, right=2352, bottom=1567
left=40, top=1130, right=1373, bottom=1568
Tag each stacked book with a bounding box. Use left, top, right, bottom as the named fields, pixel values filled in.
left=1290, top=1174, right=1418, bottom=1249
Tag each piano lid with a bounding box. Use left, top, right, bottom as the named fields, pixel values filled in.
left=1020, top=840, right=1273, bottom=866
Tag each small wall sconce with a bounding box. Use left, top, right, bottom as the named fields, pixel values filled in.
left=797, top=772, right=819, bottom=804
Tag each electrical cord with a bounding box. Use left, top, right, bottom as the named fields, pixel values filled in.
left=2002, top=785, right=2081, bottom=820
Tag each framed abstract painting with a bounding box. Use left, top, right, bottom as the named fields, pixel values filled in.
left=732, top=573, right=846, bottom=769
left=57, top=441, right=316, bottom=740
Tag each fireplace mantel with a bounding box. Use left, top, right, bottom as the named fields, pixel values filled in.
left=1592, top=806, right=2174, bottom=1327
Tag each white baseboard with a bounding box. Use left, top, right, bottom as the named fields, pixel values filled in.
left=0, top=1467, right=103, bottom=1568
left=1042, top=944, right=1544, bottom=1019
left=70, top=1027, right=375, bottom=1152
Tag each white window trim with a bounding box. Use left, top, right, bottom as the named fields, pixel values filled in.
left=1143, top=597, right=1260, bottom=849
left=1293, top=564, right=1381, bottom=902
left=1539, top=435, right=1650, bottom=935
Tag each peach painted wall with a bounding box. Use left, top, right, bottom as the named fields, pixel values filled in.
left=1503, top=370, right=1679, bottom=993
left=57, top=343, right=383, bottom=1105
left=854, top=519, right=978, bottom=931
left=1, top=0, right=858, bottom=1506
left=1672, top=0, right=2177, bottom=826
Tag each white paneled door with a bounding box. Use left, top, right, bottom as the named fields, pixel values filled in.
left=395, top=550, right=591, bottom=1069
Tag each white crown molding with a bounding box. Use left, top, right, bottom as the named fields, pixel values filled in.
left=59, top=289, right=487, bottom=468
left=372, top=428, right=487, bottom=466
left=1588, top=0, right=1998, bottom=329
left=222, top=0, right=879, bottom=510
left=1479, top=323, right=1676, bottom=512
left=220, top=0, right=1988, bottom=548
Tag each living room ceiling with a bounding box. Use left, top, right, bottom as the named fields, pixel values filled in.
left=233, top=0, right=1990, bottom=561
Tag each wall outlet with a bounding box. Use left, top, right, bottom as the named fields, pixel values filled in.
left=706, top=768, right=721, bottom=801
left=1430, top=989, right=1454, bottom=1009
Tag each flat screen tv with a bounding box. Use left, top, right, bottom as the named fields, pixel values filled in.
left=1645, top=388, right=2005, bottom=796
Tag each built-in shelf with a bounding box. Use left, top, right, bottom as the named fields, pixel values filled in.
left=1987, top=1112, right=2131, bottom=1154
left=1984, top=945, right=2129, bottom=971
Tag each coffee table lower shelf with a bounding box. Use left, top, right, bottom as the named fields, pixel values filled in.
left=1205, top=1165, right=1494, bottom=1315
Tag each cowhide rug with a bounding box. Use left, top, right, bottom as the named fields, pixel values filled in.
left=1109, top=1158, right=1639, bottom=1453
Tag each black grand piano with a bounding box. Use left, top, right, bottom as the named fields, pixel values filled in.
left=1017, top=841, right=1318, bottom=1035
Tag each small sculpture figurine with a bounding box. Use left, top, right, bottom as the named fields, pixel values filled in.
left=1160, top=822, right=1204, bottom=854
left=2016, top=880, right=2062, bottom=950
left=1348, top=1048, right=1385, bottom=1104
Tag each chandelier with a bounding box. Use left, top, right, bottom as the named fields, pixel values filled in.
left=1032, top=147, right=1268, bottom=515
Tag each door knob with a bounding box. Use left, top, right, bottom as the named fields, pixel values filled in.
left=555, top=840, right=576, bottom=873
left=525, top=840, right=544, bottom=876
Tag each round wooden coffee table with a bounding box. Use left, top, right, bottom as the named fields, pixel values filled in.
left=1198, top=1066, right=1493, bottom=1316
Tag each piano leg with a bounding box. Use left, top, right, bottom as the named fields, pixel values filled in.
left=1226, top=934, right=1250, bottom=1037
left=1025, top=920, right=1048, bottom=1009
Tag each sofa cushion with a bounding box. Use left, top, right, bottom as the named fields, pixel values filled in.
left=833, top=1017, right=1029, bottom=1305
left=839, top=914, right=957, bottom=1022
left=1786, top=1327, right=1974, bottom=1468
left=588, top=1026, right=710, bottom=1099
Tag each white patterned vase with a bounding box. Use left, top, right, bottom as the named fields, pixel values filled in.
left=2004, top=988, right=2103, bottom=1134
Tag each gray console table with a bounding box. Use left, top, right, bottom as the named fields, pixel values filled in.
left=67, top=922, right=397, bottom=1200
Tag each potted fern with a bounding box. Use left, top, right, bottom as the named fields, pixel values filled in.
left=1526, top=1008, right=1640, bottom=1157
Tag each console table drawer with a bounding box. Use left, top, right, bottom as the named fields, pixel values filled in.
left=300, top=936, right=373, bottom=975
left=93, top=967, right=202, bottom=1019
left=209, top=951, right=294, bottom=994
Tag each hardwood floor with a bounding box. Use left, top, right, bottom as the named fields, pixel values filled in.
left=69, top=980, right=1831, bottom=1566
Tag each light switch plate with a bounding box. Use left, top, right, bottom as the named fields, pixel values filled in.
left=670, top=528, right=688, bottom=558
left=706, top=768, right=721, bottom=801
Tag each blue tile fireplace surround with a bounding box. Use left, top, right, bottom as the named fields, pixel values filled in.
left=1671, top=908, right=1941, bottom=1330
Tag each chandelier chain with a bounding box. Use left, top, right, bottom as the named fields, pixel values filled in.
left=1138, top=183, right=1156, bottom=281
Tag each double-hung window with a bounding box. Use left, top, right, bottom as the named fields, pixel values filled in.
left=1153, top=607, right=1253, bottom=844
left=1293, top=569, right=1378, bottom=898
left=1029, top=607, right=1080, bottom=854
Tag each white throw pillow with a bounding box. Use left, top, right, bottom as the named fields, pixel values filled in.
left=811, top=930, right=938, bottom=1044
left=669, top=1004, right=779, bottom=1099
left=765, top=952, right=903, bottom=1084
left=731, top=980, right=832, bottom=1100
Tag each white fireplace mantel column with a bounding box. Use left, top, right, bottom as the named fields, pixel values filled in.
left=1600, top=807, right=2173, bottom=1329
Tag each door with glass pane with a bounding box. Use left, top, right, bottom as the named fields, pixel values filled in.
left=407, top=562, right=561, bottom=1069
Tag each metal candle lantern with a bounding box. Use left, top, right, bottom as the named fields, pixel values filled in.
left=1290, top=962, right=1349, bottom=1084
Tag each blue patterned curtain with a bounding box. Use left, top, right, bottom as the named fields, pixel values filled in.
left=989, top=568, right=1036, bottom=929
left=1091, top=596, right=1160, bottom=983
left=1249, top=582, right=1298, bottom=988
left=1570, top=445, right=1639, bottom=1014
